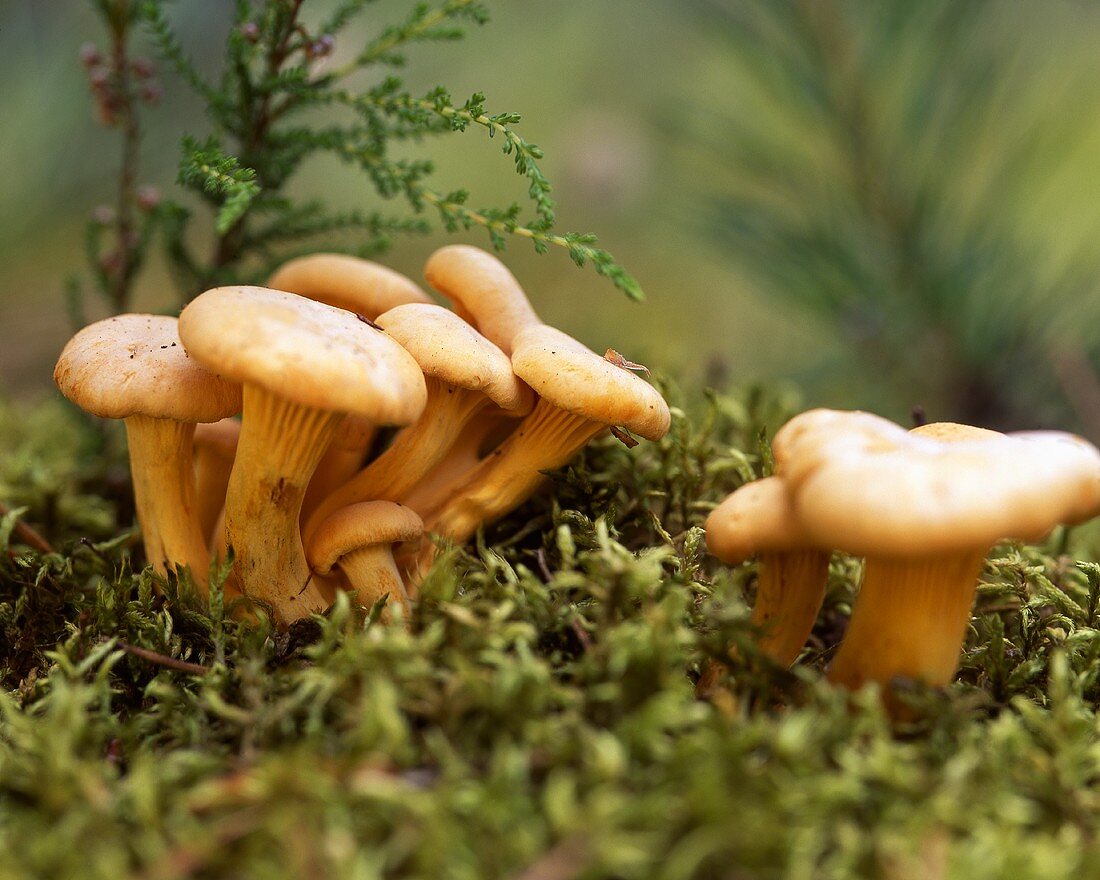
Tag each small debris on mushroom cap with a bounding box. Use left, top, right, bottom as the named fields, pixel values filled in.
left=510, top=325, right=670, bottom=441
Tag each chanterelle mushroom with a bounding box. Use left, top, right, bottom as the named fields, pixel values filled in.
left=303, top=303, right=533, bottom=546
left=775, top=408, right=1100, bottom=706
left=705, top=477, right=830, bottom=666
left=398, top=246, right=546, bottom=518
left=422, top=325, right=670, bottom=559
left=54, top=315, right=241, bottom=587
left=268, top=253, right=432, bottom=515
left=307, top=501, right=424, bottom=611
left=179, top=286, right=426, bottom=626
left=268, top=253, right=432, bottom=317
left=423, top=245, right=541, bottom=355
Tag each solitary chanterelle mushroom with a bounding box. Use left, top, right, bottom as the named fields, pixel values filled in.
left=54, top=315, right=241, bottom=588
left=179, top=286, right=426, bottom=626
left=705, top=477, right=830, bottom=666
left=774, top=409, right=1100, bottom=704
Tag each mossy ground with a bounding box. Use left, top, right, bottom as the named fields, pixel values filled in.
left=2, top=386, right=1100, bottom=880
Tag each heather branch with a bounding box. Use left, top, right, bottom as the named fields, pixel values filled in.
left=332, top=0, right=489, bottom=76
left=419, top=188, right=643, bottom=301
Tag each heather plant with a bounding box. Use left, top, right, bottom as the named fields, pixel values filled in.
left=71, top=0, right=639, bottom=321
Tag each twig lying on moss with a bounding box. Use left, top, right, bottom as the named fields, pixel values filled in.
left=105, top=637, right=211, bottom=675
left=0, top=501, right=55, bottom=555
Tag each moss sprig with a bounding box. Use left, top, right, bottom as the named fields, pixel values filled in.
left=3, top=385, right=1100, bottom=877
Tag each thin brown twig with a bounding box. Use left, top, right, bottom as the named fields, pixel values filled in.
left=508, top=837, right=589, bottom=880
left=0, top=501, right=56, bottom=554
left=105, top=638, right=212, bottom=675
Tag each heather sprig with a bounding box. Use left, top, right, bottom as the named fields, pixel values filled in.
left=73, top=0, right=641, bottom=312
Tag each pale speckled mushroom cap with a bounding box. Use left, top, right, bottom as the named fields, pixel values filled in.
left=910, top=422, right=1003, bottom=442
left=423, top=245, right=541, bottom=355
left=775, top=409, right=1100, bottom=556
left=376, top=303, right=534, bottom=415
left=54, top=314, right=241, bottom=422
left=705, top=476, right=816, bottom=564
left=179, top=286, right=427, bottom=425
left=307, top=501, right=424, bottom=574
left=268, top=253, right=432, bottom=318
left=510, top=324, right=670, bottom=441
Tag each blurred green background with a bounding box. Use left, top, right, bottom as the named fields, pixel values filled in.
left=4, top=0, right=1100, bottom=436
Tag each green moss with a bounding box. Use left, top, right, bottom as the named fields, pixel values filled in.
left=1, top=388, right=1100, bottom=879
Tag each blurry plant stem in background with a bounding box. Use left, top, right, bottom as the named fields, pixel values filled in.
left=102, top=2, right=140, bottom=312
left=78, top=0, right=161, bottom=316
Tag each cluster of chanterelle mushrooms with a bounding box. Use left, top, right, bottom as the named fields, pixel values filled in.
left=53, top=247, right=671, bottom=628
left=706, top=409, right=1100, bottom=713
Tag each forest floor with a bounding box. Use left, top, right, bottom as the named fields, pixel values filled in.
left=2, top=386, right=1100, bottom=880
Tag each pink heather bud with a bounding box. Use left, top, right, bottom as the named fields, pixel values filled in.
left=138, top=81, right=162, bottom=104
left=136, top=186, right=162, bottom=212
left=98, top=250, right=122, bottom=276
left=307, top=34, right=335, bottom=58
left=131, top=56, right=156, bottom=79
left=240, top=22, right=260, bottom=42
left=92, top=205, right=116, bottom=226
left=79, top=43, right=102, bottom=68
left=88, top=66, right=110, bottom=90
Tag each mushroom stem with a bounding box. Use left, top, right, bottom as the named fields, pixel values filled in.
left=304, top=378, right=487, bottom=545
left=302, top=439, right=373, bottom=522
left=193, top=423, right=239, bottom=544
left=401, top=412, right=519, bottom=517
left=223, top=386, right=342, bottom=624
left=125, top=414, right=210, bottom=588
left=827, top=551, right=988, bottom=694
left=423, top=398, right=604, bottom=551
left=340, top=546, right=411, bottom=610
left=753, top=550, right=831, bottom=666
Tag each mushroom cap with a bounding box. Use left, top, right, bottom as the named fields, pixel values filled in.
left=179, top=286, right=427, bottom=425
left=776, top=409, right=1100, bottom=556
left=307, top=501, right=424, bottom=575
left=910, top=422, right=1003, bottom=442
left=509, top=325, right=671, bottom=440
left=705, top=476, right=815, bottom=564
left=376, top=303, right=534, bottom=415
left=54, top=314, right=241, bottom=422
left=268, top=253, right=432, bottom=318
left=193, top=418, right=241, bottom=459
left=423, top=245, right=541, bottom=355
